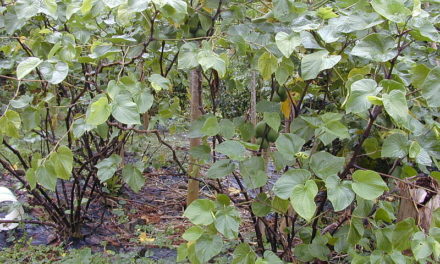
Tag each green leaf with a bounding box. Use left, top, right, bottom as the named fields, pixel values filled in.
left=345, top=79, right=381, bottom=114
left=48, top=146, right=73, bottom=180
left=275, top=133, right=305, bottom=160
left=371, top=0, right=411, bottom=23
left=382, top=90, right=409, bottom=128
left=182, top=226, right=204, bottom=241
left=232, top=243, right=257, bottom=264
left=86, top=97, right=112, bottom=126
left=95, top=154, right=122, bottom=182
left=178, top=42, right=199, bottom=70
left=272, top=169, right=311, bottom=199
left=325, top=175, right=355, bottom=211
left=194, top=234, right=223, bottom=263
left=347, top=217, right=364, bottom=245
left=103, top=0, right=125, bottom=8
left=263, top=112, right=280, bottom=132
left=239, top=157, right=267, bottom=189
left=15, top=0, right=39, bottom=19
left=317, top=7, right=338, bottom=19
left=36, top=165, right=57, bottom=191
left=153, top=0, right=188, bottom=24
left=410, top=64, right=431, bottom=89
left=189, top=145, right=211, bottom=161
left=40, top=61, right=68, bottom=84
left=411, top=232, right=432, bottom=261
left=206, top=160, right=235, bottom=179
left=0, top=110, right=21, bottom=138
left=16, top=57, right=42, bottom=80
left=252, top=193, right=271, bottom=217
left=183, top=199, right=215, bottom=225
left=80, top=0, right=93, bottom=15
left=422, top=66, right=440, bottom=107
left=290, top=180, right=318, bottom=222
left=197, top=50, right=226, bottom=77
left=11, top=95, right=32, bottom=109
left=351, top=33, right=397, bottom=62
left=301, top=50, right=341, bottom=80
left=111, top=93, right=141, bottom=125
left=275, top=32, right=301, bottom=58
left=201, top=116, right=220, bottom=136
left=148, top=74, right=172, bottom=91
left=310, top=151, right=345, bottom=180
left=392, top=218, right=418, bottom=251
left=216, top=140, right=246, bottom=161
left=258, top=52, right=278, bottom=80
left=352, top=170, right=388, bottom=200
left=25, top=168, right=36, bottom=190
left=122, top=164, right=145, bottom=193
left=381, top=132, right=409, bottom=158
left=214, top=207, right=240, bottom=239
left=219, top=119, right=235, bottom=139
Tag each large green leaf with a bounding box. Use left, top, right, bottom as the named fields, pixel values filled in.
left=263, top=112, right=280, bottom=131
left=148, top=74, right=172, bottom=91
left=15, top=0, right=39, bottom=19
left=371, top=0, right=411, bottom=23
left=36, top=165, right=57, bottom=191
left=258, top=52, right=278, bottom=80
left=239, top=157, right=267, bottom=189
left=381, top=132, right=409, bottom=158
left=275, top=32, right=301, bottom=58
left=214, top=207, right=240, bottom=239
left=183, top=199, right=215, bottom=225
left=275, top=133, right=305, bottom=160
left=382, top=90, right=409, bottom=128
left=301, top=50, right=341, bottom=80
left=111, top=93, right=141, bottom=125
left=232, top=243, right=257, bottom=264
left=290, top=180, right=318, bottom=222
left=40, top=60, right=68, bottom=84
left=351, top=34, right=397, bottom=62
left=216, top=140, right=246, bottom=161
left=352, top=170, right=388, bottom=200
left=47, top=146, right=73, bottom=180
left=197, top=50, right=226, bottom=77
left=153, top=0, right=188, bottom=24
left=201, top=116, right=220, bottom=137
left=0, top=110, right=21, bottom=138
left=86, top=97, right=112, bottom=126
left=206, top=160, right=235, bottom=179
left=272, top=169, right=311, bottom=199
left=310, top=151, right=345, bottom=180
left=345, top=79, right=381, bottom=114
left=95, top=154, right=122, bottom=182
left=178, top=42, right=199, bottom=69
left=122, top=164, right=145, bottom=193
left=325, top=175, right=355, bottom=211
left=421, top=67, right=440, bottom=107
left=16, top=57, right=42, bottom=80
left=194, top=234, right=223, bottom=263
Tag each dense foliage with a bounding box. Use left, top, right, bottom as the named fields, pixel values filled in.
left=1, top=0, right=440, bottom=263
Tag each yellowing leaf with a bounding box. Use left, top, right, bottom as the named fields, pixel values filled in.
left=281, top=100, right=291, bottom=119
left=139, top=232, right=155, bottom=243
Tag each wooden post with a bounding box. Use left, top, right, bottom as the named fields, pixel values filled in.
left=186, top=68, right=202, bottom=205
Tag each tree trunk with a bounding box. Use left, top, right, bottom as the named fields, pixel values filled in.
left=186, top=68, right=202, bottom=205
left=250, top=71, right=257, bottom=143
left=397, top=175, right=440, bottom=232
